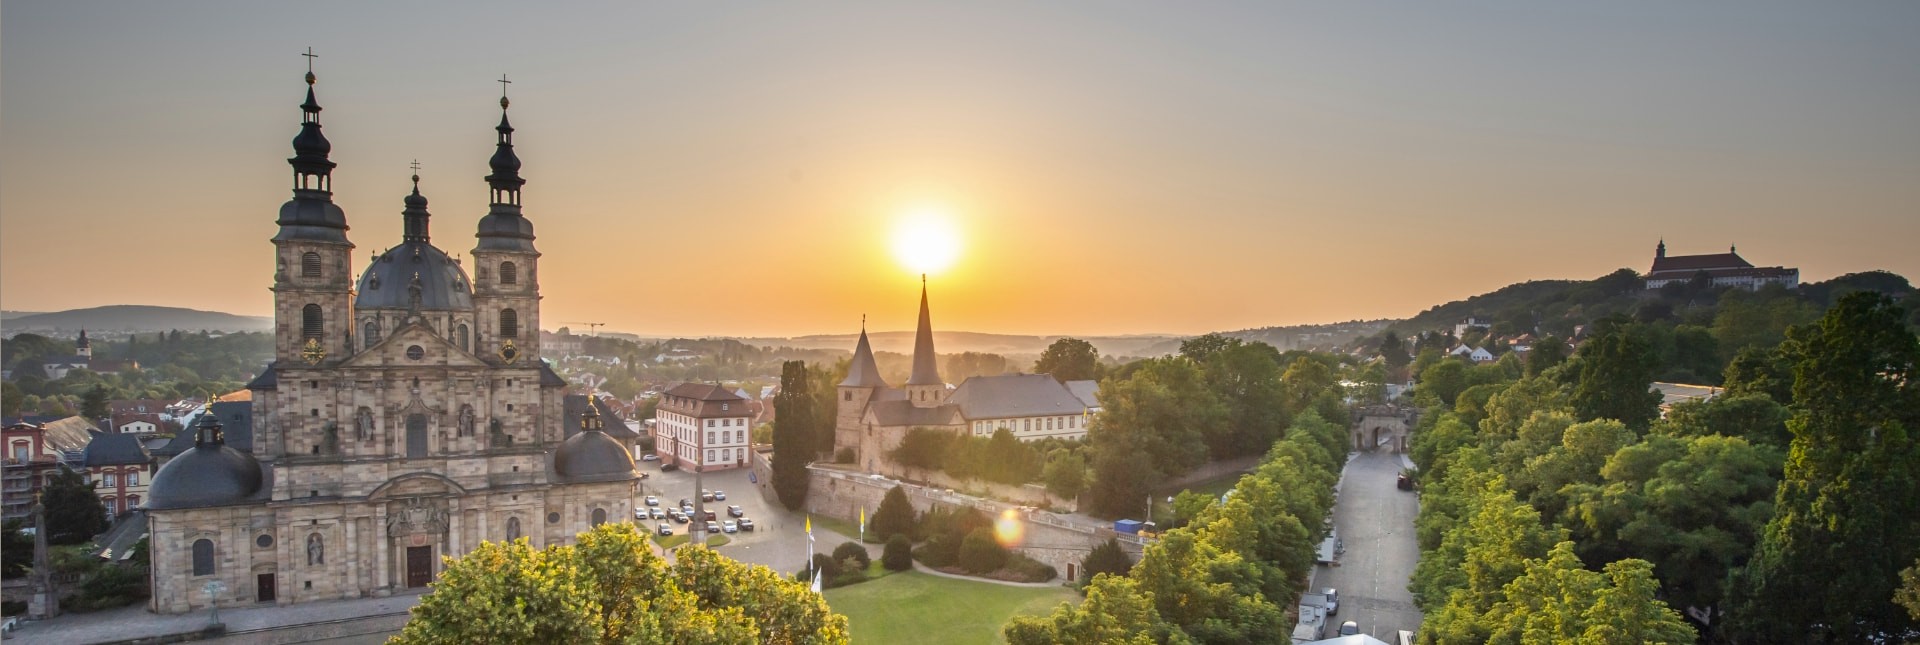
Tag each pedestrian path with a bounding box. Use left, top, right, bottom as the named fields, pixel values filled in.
left=8, top=593, right=422, bottom=645
left=910, top=561, right=1063, bottom=588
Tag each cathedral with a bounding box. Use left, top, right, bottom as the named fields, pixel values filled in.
left=142, top=66, right=642, bottom=613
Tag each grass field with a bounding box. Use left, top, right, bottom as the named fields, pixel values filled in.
left=825, top=571, right=1077, bottom=644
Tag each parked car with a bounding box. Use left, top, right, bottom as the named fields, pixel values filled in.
left=722, top=520, right=738, bottom=533
left=649, top=507, right=665, bottom=520
left=727, top=505, right=744, bottom=518
left=679, top=498, right=693, bottom=508
left=1339, top=621, right=1359, bottom=636
left=703, top=510, right=718, bottom=522
left=1397, top=473, right=1414, bottom=491
left=670, top=511, right=688, bottom=524
left=657, top=523, right=673, bottom=536
left=642, top=454, right=659, bottom=461
left=634, top=509, right=649, bottom=520
left=701, top=490, right=715, bottom=503
left=705, top=521, right=720, bottom=534
left=713, top=490, right=726, bottom=501
left=645, top=496, right=659, bottom=506
left=1324, top=588, right=1340, bottom=615
left=738, top=518, right=755, bottom=531
left=660, top=462, right=678, bottom=472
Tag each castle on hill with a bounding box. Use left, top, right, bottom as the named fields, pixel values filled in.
left=1643, top=240, right=1798, bottom=291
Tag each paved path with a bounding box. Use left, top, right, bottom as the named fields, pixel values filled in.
left=6, top=593, right=421, bottom=645
left=1313, top=450, right=1422, bottom=640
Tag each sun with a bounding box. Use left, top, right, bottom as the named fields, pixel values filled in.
left=890, top=207, right=962, bottom=276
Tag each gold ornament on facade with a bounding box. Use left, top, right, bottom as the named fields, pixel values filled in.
left=499, top=339, right=518, bottom=363
left=302, top=338, right=327, bottom=364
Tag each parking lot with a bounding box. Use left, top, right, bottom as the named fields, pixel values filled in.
left=638, top=461, right=865, bottom=574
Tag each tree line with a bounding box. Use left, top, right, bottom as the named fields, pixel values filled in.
left=1407, top=291, right=1920, bottom=643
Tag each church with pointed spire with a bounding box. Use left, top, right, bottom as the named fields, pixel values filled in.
left=140, top=63, right=641, bottom=614
left=832, top=280, right=1100, bottom=476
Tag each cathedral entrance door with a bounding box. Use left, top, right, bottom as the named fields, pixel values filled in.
left=406, top=545, right=433, bottom=588
left=257, top=573, right=276, bottom=602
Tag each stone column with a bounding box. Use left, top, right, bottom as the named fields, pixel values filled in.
left=373, top=504, right=390, bottom=597
left=345, top=515, right=360, bottom=598
left=448, top=498, right=463, bottom=557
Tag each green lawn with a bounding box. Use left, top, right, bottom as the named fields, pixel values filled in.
left=825, top=571, right=1077, bottom=645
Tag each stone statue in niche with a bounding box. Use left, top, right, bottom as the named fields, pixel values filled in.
left=458, top=406, right=476, bottom=437
left=307, top=533, right=324, bottom=565
left=356, top=407, right=375, bottom=441
left=319, top=421, right=339, bottom=454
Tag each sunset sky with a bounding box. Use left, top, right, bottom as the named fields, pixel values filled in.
left=3, top=2, right=1916, bottom=338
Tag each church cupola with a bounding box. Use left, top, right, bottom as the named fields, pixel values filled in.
left=288, top=55, right=336, bottom=193
left=485, top=77, right=525, bottom=207
left=471, top=75, right=541, bottom=365
left=1656, top=239, right=1666, bottom=259
left=270, top=50, right=354, bottom=366
left=402, top=167, right=431, bottom=243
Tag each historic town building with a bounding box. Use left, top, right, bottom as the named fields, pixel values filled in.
left=651, top=382, right=754, bottom=471
left=1643, top=240, right=1799, bottom=291
left=832, top=281, right=1099, bottom=477
left=142, top=67, right=641, bottom=614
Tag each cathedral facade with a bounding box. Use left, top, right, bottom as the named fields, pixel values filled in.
left=143, top=68, right=641, bottom=614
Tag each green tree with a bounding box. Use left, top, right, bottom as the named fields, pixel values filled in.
left=1130, top=528, right=1287, bottom=645
left=44, top=466, right=108, bottom=545
left=1418, top=359, right=1470, bottom=406
left=881, top=535, right=913, bottom=571
left=1483, top=542, right=1696, bottom=644
left=1193, top=342, right=1288, bottom=458
left=1, top=519, right=30, bottom=578
left=1177, top=333, right=1238, bottom=362
left=1, top=382, right=21, bottom=417
left=889, top=428, right=953, bottom=474
left=958, top=527, right=1008, bottom=573
left=771, top=361, right=815, bottom=510
left=1571, top=318, right=1662, bottom=430
left=1042, top=449, right=1089, bottom=501
left=1280, top=355, right=1337, bottom=415
left=1035, top=338, right=1102, bottom=383
left=831, top=541, right=870, bottom=571
left=1726, top=292, right=1920, bottom=643
left=1378, top=330, right=1410, bottom=369
left=1086, top=359, right=1219, bottom=518
left=1722, top=345, right=1793, bottom=404
left=395, top=525, right=847, bottom=644
left=1526, top=335, right=1569, bottom=378
left=1005, top=574, right=1183, bottom=645
left=1897, top=559, right=1920, bottom=622
left=1082, top=538, right=1134, bottom=582
left=869, top=486, right=915, bottom=543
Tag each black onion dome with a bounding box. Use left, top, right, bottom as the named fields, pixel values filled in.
left=146, top=411, right=265, bottom=510
left=552, top=406, right=637, bottom=483
left=288, top=87, right=336, bottom=177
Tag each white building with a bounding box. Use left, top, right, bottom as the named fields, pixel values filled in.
left=653, top=382, right=753, bottom=471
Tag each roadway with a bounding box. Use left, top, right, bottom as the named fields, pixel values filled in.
left=1313, top=449, right=1423, bottom=640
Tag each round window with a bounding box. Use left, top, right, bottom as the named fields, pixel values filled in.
left=256, top=534, right=274, bottom=548
left=406, top=345, right=425, bottom=361
left=547, top=512, right=560, bottom=524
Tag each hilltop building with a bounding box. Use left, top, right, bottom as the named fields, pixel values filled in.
left=832, top=281, right=1099, bottom=477
left=1643, top=240, right=1798, bottom=291
left=141, top=68, right=641, bottom=614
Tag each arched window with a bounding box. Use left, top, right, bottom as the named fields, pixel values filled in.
left=302, top=252, right=322, bottom=277
left=506, top=517, right=521, bottom=542
left=364, top=321, right=380, bottom=349
left=500, top=309, right=518, bottom=338
left=456, top=324, right=470, bottom=351
left=500, top=261, right=517, bottom=285
left=591, top=508, right=607, bottom=527
left=303, top=304, right=324, bottom=339
left=192, top=539, right=215, bottom=576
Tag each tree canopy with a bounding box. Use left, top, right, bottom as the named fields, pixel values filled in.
left=1035, top=337, right=1102, bottom=383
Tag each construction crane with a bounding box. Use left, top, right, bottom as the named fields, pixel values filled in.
left=564, top=322, right=606, bottom=336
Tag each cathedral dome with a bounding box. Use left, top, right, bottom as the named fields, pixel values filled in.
left=354, top=243, right=474, bottom=311
left=553, top=406, right=637, bottom=483
left=147, top=412, right=265, bottom=510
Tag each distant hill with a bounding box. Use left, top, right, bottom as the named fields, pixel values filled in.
left=2, top=305, right=272, bottom=334
left=0, top=311, right=47, bottom=321
left=757, top=331, right=1185, bottom=360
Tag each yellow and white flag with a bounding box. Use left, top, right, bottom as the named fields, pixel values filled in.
left=805, top=515, right=812, bottom=535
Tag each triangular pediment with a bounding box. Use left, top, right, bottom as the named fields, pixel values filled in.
left=341, top=322, right=490, bottom=368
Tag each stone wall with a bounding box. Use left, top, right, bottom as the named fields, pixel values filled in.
left=798, top=464, right=1146, bottom=583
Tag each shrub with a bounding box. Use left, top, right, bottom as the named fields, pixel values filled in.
left=870, top=486, right=916, bottom=543
left=1005, top=553, right=1057, bottom=583
left=832, top=541, right=871, bottom=571
left=808, top=552, right=841, bottom=581
left=883, top=534, right=913, bottom=571
left=70, top=565, right=142, bottom=612
left=958, top=528, right=1008, bottom=574
left=1081, top=538, right=1133, bottom=582
left=915, top=533, right=961, bottom=568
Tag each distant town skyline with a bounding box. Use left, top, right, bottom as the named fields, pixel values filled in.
left=4, top=2, right=1917, bottom=338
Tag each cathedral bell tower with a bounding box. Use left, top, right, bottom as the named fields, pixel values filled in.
left=470, top=77, right=541, bottom=365
left=903, top=277, right=946, bottom=407
left=271, top=54, right=355, bottom=366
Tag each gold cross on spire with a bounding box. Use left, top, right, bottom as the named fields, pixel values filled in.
left=302, top=47, right=318, bottom=84
left=498, top=74, right=512, bottom=109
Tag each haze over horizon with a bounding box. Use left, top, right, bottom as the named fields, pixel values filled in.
left=4, top=2, right=1916, bottom=338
